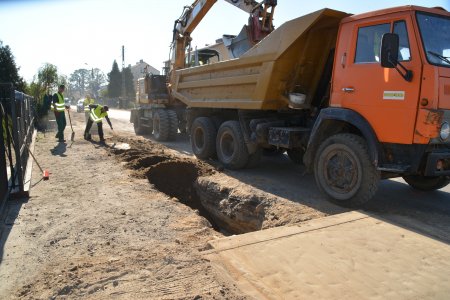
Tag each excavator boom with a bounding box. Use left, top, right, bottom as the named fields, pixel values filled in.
left=172, top=0, right=276, bottom=71
left=175, top=0, right=260, bottom=36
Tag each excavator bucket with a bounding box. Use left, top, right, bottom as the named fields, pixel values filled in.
left=225, top=25, right=254, bottom=58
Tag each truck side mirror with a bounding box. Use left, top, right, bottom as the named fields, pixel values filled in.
left=380, top=33, right=413, bottom=82
left=380, top=33, right=399, bottom=68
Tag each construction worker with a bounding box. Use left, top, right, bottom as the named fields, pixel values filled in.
left=83, top=94, right=95, bottom=122
left=84, top=104, right=113, bottom=144
left=52, top=84, right=69, bottom=143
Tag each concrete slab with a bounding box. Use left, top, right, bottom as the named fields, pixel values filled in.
left=204, top=211, right=450, bottom=299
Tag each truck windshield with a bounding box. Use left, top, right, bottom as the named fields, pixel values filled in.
left=417, top=12, right=450, bottom=67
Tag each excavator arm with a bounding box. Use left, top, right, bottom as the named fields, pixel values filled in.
left=171, top=0, right=277, bottom=71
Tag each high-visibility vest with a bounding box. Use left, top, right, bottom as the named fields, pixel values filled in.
left=90, top=105, right=108, bottom=123
left=52, top=93, right=65, bottom=112
left=84, top=98, right=95, bottom=111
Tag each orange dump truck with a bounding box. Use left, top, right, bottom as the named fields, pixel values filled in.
left=170, top=6, right=450, bottom=206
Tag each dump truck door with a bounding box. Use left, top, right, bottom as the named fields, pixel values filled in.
left=332, top=16, right=422, bottom=144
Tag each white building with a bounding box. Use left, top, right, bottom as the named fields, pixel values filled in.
left=130, top=59, right=160, bottom=88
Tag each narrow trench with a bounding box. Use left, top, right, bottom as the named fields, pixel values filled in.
left=111, top=144, right=268, bottom=235
left=113, top=148, right=225, bottom=233
left=145, top=160, right=223, bottom=233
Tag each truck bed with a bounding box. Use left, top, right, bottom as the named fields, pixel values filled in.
left=171, top=8, right=349, bottom=110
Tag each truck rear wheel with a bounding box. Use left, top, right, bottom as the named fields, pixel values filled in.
left=134, top=117, right=144, bottom=135
left=402, top=175, right=450, bottom=191
left=167, top=109, right=179, bottom=141
left=314, top=133, right=379, bottom=207
left=191, top=117, right=217, bottom=159
left=153, top=109, right=170, bottom=141
left=216, top=121, right=249, bottom=170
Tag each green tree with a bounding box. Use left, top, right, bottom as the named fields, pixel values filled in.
left=0, top=40, right=26, bottom=92
left=69, top=68, right=90, bottom=98
left=37, top=63, right=58, bottom=93
left=122, top=66, right=135, bottom=99
left=107, top=60, right=121, bottom=98
left=27, top=63, right=57, bottom=105
left=88, top=68, right=106, bottom=99
left=24, top=63, right=59, bottom=119
left=58, top=74, right=68, bottom=86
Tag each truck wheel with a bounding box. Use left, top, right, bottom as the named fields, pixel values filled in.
left=134, top=117, right=144, bottom=135
left=402, top=175, right=450, bottom=191
left=287, top=148, right=304, bottom=164
left=191, top=117, right=217, bottom=159
left=153, top=109, right=170, bottom=141
left=167, top=109, right=179, bottom=141
left=216, top=121, right=249, bottom=170
left=314, top=133, right=379, bottom=207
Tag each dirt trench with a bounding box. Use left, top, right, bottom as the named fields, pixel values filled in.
left=108, top=138, right=268, bottom=235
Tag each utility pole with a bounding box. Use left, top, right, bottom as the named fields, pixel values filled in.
left=121, top=45, right=126, bottom=108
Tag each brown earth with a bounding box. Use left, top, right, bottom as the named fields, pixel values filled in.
left=0, top=111, right=338, bottom=299
left=0, top=113, right=242, bottom=299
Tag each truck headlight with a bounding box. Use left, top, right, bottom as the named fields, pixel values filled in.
left=440, top=122, right=450, bottom=141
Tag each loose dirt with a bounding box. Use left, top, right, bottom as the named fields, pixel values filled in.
left=0, top=113, right=242, bottom=299
left=0, top=110, right=339, bottom=299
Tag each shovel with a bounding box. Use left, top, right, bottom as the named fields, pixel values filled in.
left=67, top=109, right=75, bottom=141
left=27, top=145, right=50, bottom=180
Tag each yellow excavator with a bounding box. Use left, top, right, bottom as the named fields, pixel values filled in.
left=130, top=0, right=276, bottom=141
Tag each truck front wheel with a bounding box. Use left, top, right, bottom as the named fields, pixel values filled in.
left=402, top=175, right=450, bottom=191
left=314, top=133, right=379, bottom=207
left=153, top=109, right=170, bottom=141
left=216, top=121, right=249, bottom=170
left=191, top=117, right=217, bottom=159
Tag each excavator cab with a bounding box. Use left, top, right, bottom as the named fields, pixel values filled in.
left=144, top=75, right=169, bottom=103
left=186, top=49, right=220, bottom=67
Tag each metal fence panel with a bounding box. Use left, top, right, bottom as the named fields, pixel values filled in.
left=0, top=83, right=35, bottom=209
left=0, top=103, right=7, bottom=203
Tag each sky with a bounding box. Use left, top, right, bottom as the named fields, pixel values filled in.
left=1, top=0, right=449, bottom=82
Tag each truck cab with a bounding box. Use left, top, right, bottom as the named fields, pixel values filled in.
left=307, top=6, right=450, bottom=205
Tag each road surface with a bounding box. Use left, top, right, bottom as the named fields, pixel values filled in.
left=107, top=108, right=450, bottom=241
left=205, top=211, right=450, bottom=300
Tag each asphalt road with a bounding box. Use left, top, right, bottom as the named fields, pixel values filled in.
left=107, top=108, right=450, bottom=242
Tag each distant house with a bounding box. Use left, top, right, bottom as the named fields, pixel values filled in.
left=130, top=59, right=160, bottom=88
